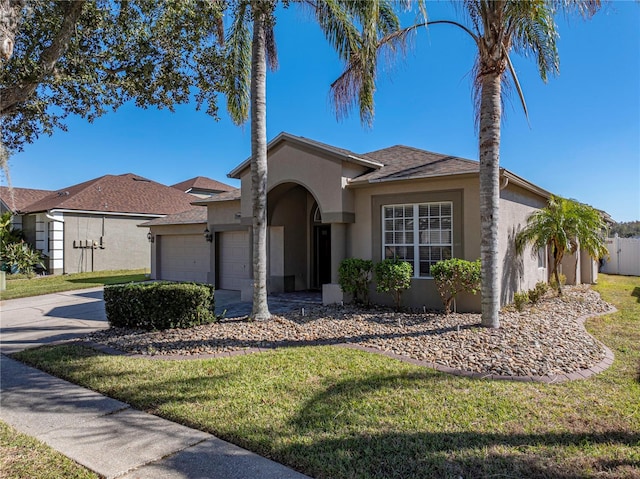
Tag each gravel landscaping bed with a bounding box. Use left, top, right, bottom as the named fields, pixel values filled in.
left=86, top=285, right=614, bottom=377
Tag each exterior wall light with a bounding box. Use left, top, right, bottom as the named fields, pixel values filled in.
left=147, top=231, right=154, bottom=243
left=204, top=227, right=213, bottom=243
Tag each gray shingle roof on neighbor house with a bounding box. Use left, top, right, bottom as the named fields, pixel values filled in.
left=171, top=176, right=237, bottom=193
left=141, top=207, right=207, bottom=227
left=350, top=145, right=480, bottom=185
left=191, top=189, right=242, bottom=204
left=17, top=173, right=197, bottom=216
left=0, top=186, right=53, bottom=213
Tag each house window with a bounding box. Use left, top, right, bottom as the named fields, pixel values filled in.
left=382, top=202, right=453, bottom=277
left=538, top=246, right=547, bottom=269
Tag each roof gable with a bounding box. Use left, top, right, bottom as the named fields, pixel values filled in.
left=228, top=132, right=383, bottom=179
left=171, top=176, right=237, bottom=193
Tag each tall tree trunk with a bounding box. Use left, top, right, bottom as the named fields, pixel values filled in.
left=1, top=0, right=85, bottom=116
left=0, top=0, right=24, bottom=61
left=478, top=71, right=501, bottom=328
left=250, top=7, right=271, bottom=321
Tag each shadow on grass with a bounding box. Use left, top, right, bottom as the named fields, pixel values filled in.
left=13, top=346, right=639, bottom=479
left=67, top=274, right=148, bottom=286
left=277, top=430, right=640, bottom=479
left=279, top=373, right=640, bottom=479
left=632, top=287, right=640, bottom=303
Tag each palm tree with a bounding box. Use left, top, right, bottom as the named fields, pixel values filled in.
left=224, top=0, right=403, bottom=320
left=516, top=195, right=608, bottom=296
left=334, top=1, right=601, bottom=328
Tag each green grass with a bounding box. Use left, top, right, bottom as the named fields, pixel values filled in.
left=0, top=269, right=148, bottom=300
left=14, top=274, right=640, bottom=478
left=0, top=421, right=98, bottom=479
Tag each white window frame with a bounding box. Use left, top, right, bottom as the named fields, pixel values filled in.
left=381, top=202, right=453, bottom=278
left=537, top=246, right=547, bottom=269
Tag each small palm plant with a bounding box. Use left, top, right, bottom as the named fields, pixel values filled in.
left=516, top=196, right=608, bottom=296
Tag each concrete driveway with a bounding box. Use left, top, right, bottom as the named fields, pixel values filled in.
left=0, top=288, right=108, bottom=354
left=0, top=287, right=318, bottom=354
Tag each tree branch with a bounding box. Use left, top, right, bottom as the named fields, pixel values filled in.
left=0, top=0, right=84, bottom=116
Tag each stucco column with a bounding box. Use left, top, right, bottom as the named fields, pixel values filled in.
left=330, top=223, right=346, bottom=283
left=323, top=223, right=346, bottom=305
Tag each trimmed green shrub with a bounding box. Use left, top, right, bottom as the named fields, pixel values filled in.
left=431, top=258, right=481, bottom=314
left=513, top=291, right=530, bottom=312
left=374, top=259, right=412, bottom=311
left=528, top=281, right=549, bottom=304
left=338, top=258, right=373, bottom=305
left=104, top=282, right=216, bottom=330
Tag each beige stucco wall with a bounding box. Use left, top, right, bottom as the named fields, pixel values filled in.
left=63, top=214, right=151, bottom=274
left=348, top=175, right=482, bottom=312
left=498, top=184, right=548, bottom=303
left=237, top=143, right=368, bottom=223
left=269, top=185, right=309, bottom=290
left=205, top=199, right=248, bottom=286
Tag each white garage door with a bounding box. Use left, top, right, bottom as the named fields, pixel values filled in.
left=159, top=235, right=210, bottom=283
left=219, top=231, right=250, bottom=290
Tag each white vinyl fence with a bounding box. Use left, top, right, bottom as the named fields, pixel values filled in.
left=601, top=235, right=640, bottom=276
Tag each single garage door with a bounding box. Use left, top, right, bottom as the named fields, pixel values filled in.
left=219, top=230, right=250, bottom=290
left=159, top=234, right=210, bottom=283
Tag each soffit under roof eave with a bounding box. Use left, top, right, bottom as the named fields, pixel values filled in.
left=227, top=133, right=383, bottom=179
left=346, top=171, right=479, bottom=188
left=500, top=169, right=551, bottom=199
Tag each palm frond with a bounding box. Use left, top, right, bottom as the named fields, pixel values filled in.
left=225, top=1, right=252, bottom=125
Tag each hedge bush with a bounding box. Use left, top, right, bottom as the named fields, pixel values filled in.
left=338, top=258, right=373, bottom=305
left=374, top=258, right=413, bottom=311
left=431, top=258, right=481, bottom=314
left=104, top=282, right=216, bottom=330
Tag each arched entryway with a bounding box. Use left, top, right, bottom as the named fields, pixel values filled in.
left=267, top=182, right=331, bottom=293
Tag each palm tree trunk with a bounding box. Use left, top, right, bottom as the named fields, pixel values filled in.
left=250, top=7, right=271, bottom=321
left=478, top=71, right=501, bottom=328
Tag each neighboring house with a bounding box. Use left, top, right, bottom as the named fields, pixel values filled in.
left=0, top=174, right=198, bottom=275
left=171, top=176, right=237, bottom=198
left=146, top=132, right=599, bottom=311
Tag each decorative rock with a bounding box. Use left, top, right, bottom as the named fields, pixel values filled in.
left=85, top=286, right=613, bottom=378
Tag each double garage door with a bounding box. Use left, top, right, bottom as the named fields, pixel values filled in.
left=158, top=231, right=249, bottom=290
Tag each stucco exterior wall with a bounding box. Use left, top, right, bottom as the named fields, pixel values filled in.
left=349, top=175, right=482, bottom=312
left=63, top=214, right=150, bottom=274
left=237, top=143, right=367, bottom=223
left=498, top=184, right=548, bottom=303
left=269, top=185, right=309, bottom=290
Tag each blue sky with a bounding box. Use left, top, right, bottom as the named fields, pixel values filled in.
left=4, top=1, right=639, bottom=222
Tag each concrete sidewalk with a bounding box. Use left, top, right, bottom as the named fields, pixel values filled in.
left=0, top=289, right=311, bottom=479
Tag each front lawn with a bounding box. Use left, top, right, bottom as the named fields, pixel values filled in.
left=0, top=269, right=148, bottom=300
left=0, top=421, right=98, bottom=479
left=14, top=274, right=640, bottom=478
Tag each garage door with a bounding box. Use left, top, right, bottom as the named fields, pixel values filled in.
left=219, top=230, right=250, bottom=290
left=159, top=235, right=210, bottom=283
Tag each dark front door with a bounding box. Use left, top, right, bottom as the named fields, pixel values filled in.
left=313, top=225, right=331, bottom=289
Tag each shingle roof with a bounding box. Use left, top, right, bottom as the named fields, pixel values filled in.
left=140, top=207, right=207, bottom=226
left=191, top=189, right=242, bottom=204
left=20, top=173, right=197, bottom=215
left=350, top=146, right=479, bottom=184
left=171, top=176, right=237, bottom=193
left=0, top=186, right=52, bottom=213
